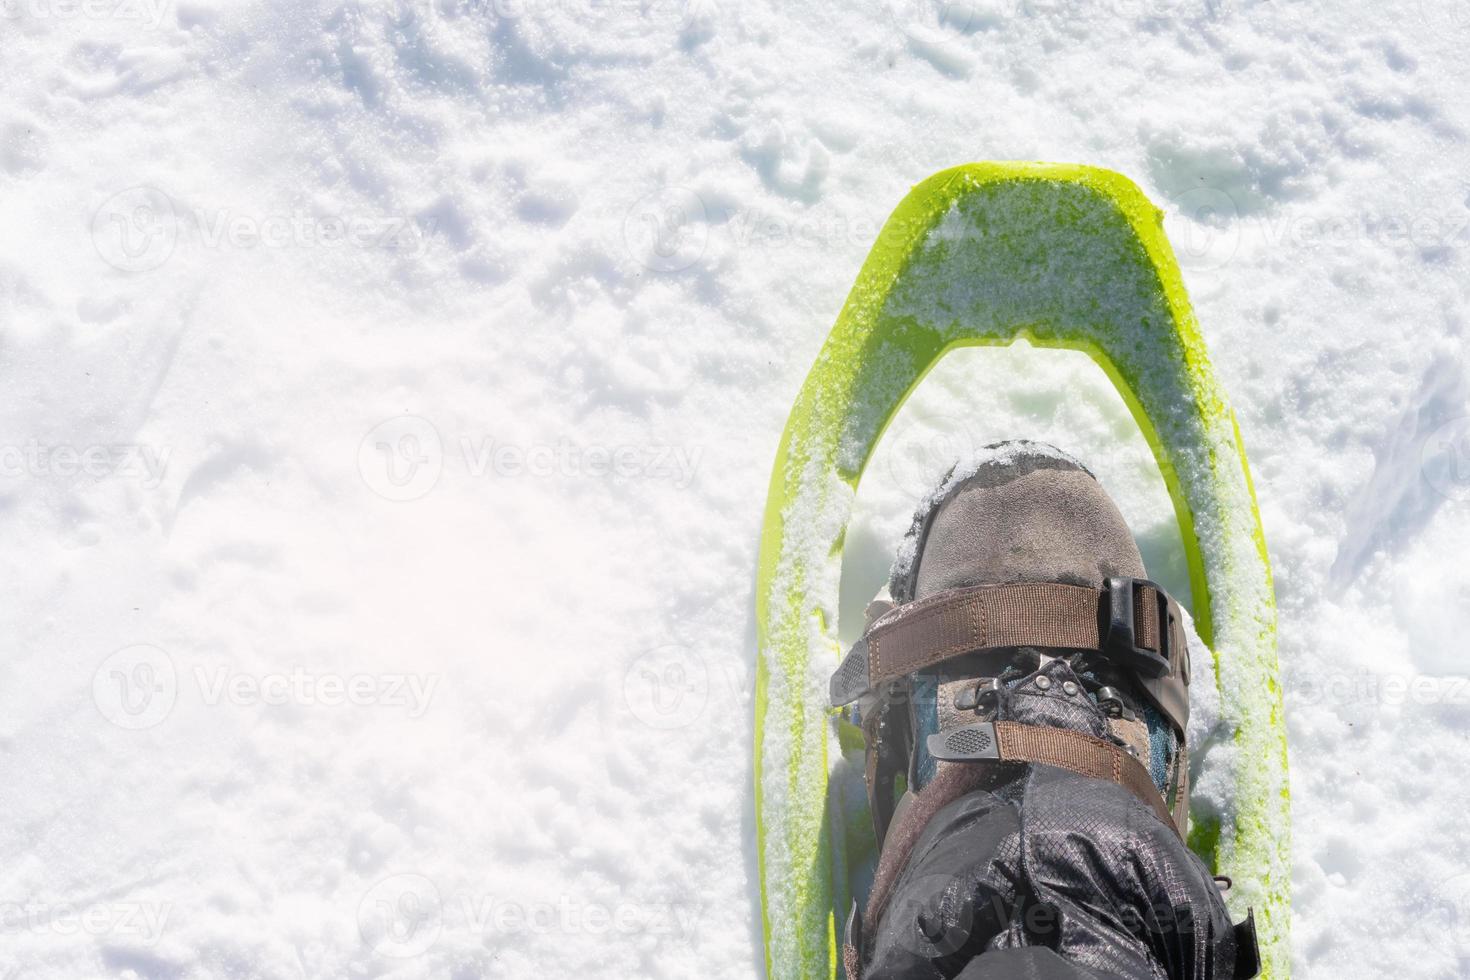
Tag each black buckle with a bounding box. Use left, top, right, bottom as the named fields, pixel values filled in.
left=1103, top=577, right=1173, bottom=679
left=1232, top=909, right=1261, bottom=979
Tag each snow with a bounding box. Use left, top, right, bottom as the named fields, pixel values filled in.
left=2, top=0, right=1469, bottom=977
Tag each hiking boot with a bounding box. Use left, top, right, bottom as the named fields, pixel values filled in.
left=833, top=440, right=1192, bottom=848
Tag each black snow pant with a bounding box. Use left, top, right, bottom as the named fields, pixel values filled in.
left=862, top=764, right=1252, bottom=980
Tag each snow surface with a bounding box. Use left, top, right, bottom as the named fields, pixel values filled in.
left=3, top=0, right=1470, bottom=977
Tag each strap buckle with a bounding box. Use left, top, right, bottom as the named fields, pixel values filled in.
left=1103, top=577, right=1173, bottom=679
left=1232, top=908, right=1261, bottom=979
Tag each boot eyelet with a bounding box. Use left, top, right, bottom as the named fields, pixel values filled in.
left=954, top=678, right=1000, bottom=712
left=1096, top=685, right=1138, bottom=722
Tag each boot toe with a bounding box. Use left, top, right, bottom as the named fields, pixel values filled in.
left=894, top=440, right=1146, bottom=601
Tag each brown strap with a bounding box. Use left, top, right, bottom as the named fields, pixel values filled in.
left=830, top=580, right=1175, bottom=708
left=991, top=721, right=1178, bottom=832
left=871, top=582, right=1105, bottom=680
left=1172, top=751, right=1191, bottom=835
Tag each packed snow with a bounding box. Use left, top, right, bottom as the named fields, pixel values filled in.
left=3, top=0, right=1469, bottom=977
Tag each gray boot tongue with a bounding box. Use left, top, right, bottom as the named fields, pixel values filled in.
left=999, top=658, right=1113, bottom=738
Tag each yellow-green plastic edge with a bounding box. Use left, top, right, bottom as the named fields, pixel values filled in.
left=754, top=162, right=1288, bottom=980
